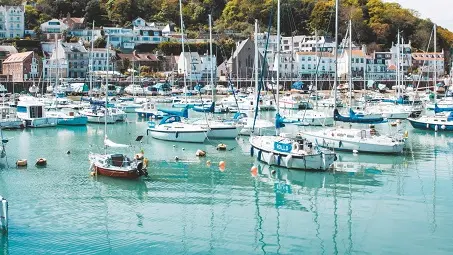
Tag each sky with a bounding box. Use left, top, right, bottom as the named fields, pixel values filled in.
left=383, top=0, right=453, bottom=31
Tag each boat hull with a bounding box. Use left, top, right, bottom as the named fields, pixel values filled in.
left=0, top=119, right=25, bottom=129
left=93, top=165, right=141, bottom=179
left=23, top=118, right=58, bottom=128
left=148, top=129, right=207, bottom=143
left=207, top=127, right=239, bottom=139
left=57, top=116, right=88, bottom=126
left=87, top=115, right=116, bottom=124
left=302, top=133, right=404, bottom=154
left=250, top=144, right=336, bottom=171
left=136, top=111, right=162, bottom=119
left=408, top=118, right=453, bottom=131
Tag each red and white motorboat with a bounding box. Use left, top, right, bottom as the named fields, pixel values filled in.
left=89, top=152, right=148, bottom=179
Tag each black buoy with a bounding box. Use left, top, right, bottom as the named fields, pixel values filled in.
left=66, top=150, right=70, bottom=155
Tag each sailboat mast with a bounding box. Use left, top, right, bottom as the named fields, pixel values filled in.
left=209, top=14, right=215, bottom=102
left=254, top=20, right=259, bottom=103
left=276, top=0, right=280, bottom=114
left=178, top=0, right=187, bottom=103
left=434, top=24, right=437, bottom=93
left=348, top=20, right=352, bottom=108
left=105, top=35, right=110, bottom=153
left=90, top=21, right=95, bottom=93
left=334, top=0, right=339, bottom=108
left=397, top=30, right=400, bottom=98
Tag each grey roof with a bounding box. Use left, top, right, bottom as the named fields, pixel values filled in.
left=61, top=43, right=87, bottom=53
left=0, top=45, right=18, bottom=54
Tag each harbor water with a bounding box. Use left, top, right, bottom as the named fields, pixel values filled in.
left=0, top=110, right=452, bottom=254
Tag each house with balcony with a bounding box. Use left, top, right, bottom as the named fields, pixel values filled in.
left=0, top=5, right=24, bottom=39
left=67, top=29, right=102, bottom=42
left=411, top=51, right=445, bottom=78
left=89, top=48, right=115, bottom=72
left=54, top=41, right=88, bottom=78
left=103, top=27, right=135, bottom=50
left=40, top=19, right=68, bottom=41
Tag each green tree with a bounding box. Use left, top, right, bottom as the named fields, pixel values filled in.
left=24, top=5, right=40, bottom=30
left=93, top=37, right=106, bottom=48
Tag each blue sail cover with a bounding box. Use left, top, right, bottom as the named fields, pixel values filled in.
left=434, top=103, right=453, bottom=113
left=158, top=106, right=189, bottom=118
left=275, top=113, right=286, bottom=128
left=291, top=81, right=305, bottom=90
left=334, top=108, right=386, bottom=124
left=192, top=102, right=215, bottom=113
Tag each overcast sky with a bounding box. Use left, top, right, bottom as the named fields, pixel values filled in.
left=383, top=0, right=453, bottom=31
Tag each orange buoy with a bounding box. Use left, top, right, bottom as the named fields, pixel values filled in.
left=251, top=166, right=258, bottom=177
left=219, top=161, right=226, bottom=171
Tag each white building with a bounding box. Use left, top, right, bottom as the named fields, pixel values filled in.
left=42, top=58, right=69, bottom=80
left=103, top=27, right=135, bottom=49
left=40, top=19, right=68, bottom=33
left=178, top=52, right=217, bottom=81
left=295, top=52, right=335, bottom=78
left=338, top=49, right=366, bottom=78
left=0, top=5, right=24, bottom=39
left=67, top=29, right=102, bottom=42
left=412, top=51, right=445, bottom=78
left=89, top=48, right=115, bottom=72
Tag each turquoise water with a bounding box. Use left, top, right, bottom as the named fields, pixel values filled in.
left=1, top=110, right=453, bottom=254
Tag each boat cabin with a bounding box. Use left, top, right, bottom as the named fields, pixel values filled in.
left=17, top=102, right=46, bottom=120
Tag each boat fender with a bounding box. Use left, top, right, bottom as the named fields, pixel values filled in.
left=277, top=155, right=282, bottom=166
left=257, top=150, right=262, bottom=161
left=143, top=158, right=149, bottom=167
left=268, top=153, right=275, bottom=165
left=285, top=154, right=293, bottom=168
left=339, top=141, right=343, bottom=148
left=292, top=142, right=300, bottom=151
left=426, top=123, right=429, bottom=129
left=441, top=125, right=446, bottom=130
left=175, top=131, right=179, bottom=138
left=250, top=146, right=254, bottom=157
left=435, top=125, right=438, bottom=132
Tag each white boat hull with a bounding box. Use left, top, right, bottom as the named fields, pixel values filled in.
left=207, top=126, right=239, bottom=139
left=87, top=115, right=116, bottom=124
left=302, top=132, right=404, bottom=154
left=148, top=129, right=207, bottom=143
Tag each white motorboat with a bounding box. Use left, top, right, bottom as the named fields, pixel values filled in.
left=80, top=107, right=116, bottom=124
left=46, top=108, right=88, bottom=126
left=238, top=116, right=274, bottom=136
left=365, top=102, right=412, bottom=119
left=190, top=119, right=240, bottom=139
left=116, top=101, right=142, bottom=113
left=0, top=106, right=25, bottom=129
left=108, top=108, right=126, bottom=122
left=249, top=133, right=336, bottom=171
left=426, top=97, right=453, bottom=110
left=16, top=101, right=58, bottom=128
left=279, top=94, right=312, bottom=110
left=300, top=127, right=405, bottom=154
left=135, top=101, right=162, bottom=119
left=147, top=115, right=207, bottom=143
left=283, top=109, right=334, bottom=126
left=124, top=84, right=145, bottom=95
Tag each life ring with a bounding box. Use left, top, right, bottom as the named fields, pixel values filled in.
left=292, top=142, right=300, bottom=151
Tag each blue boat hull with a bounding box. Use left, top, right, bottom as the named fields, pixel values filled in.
left=408, top=119, right=453, bottom=131
left=57, top=116, right=88, bottom=126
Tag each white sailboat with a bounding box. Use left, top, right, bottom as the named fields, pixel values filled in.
left=301, top=14, right=405, bottom=154
left=249, top=8, right=336, bottom=171
left=146, top=0, right=208, bottom=143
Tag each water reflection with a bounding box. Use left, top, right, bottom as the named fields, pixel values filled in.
left=0, top=234, right=7, bottom=255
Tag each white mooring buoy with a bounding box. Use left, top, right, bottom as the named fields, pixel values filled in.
left=0, top=196, right=8, bottom=233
